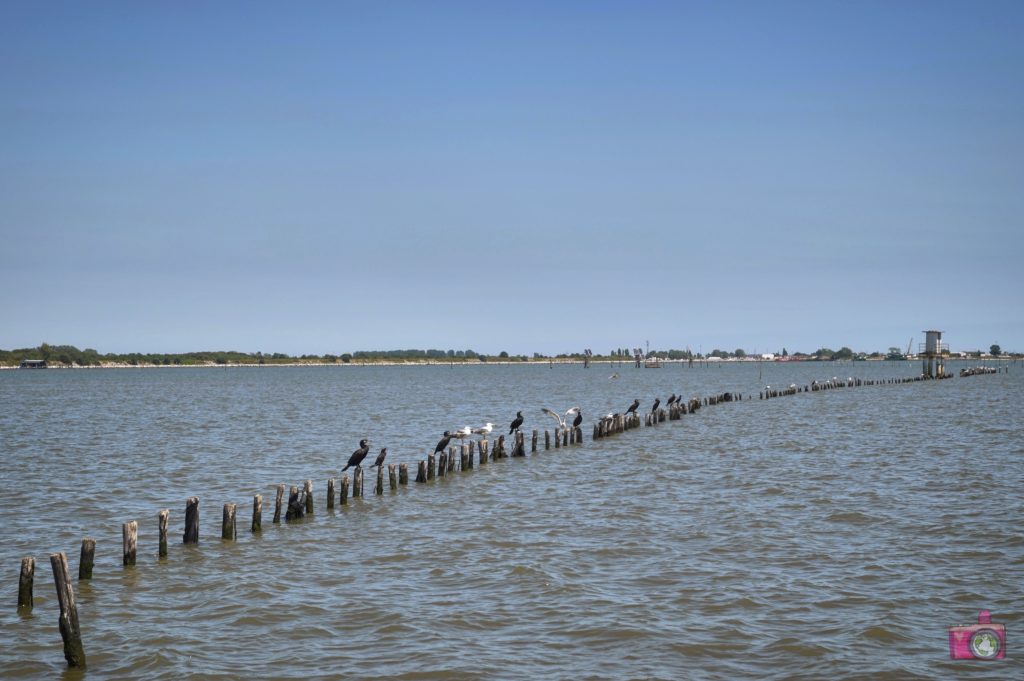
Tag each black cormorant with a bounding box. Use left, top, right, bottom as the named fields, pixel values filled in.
left=343, top=439, right=370, bottom=471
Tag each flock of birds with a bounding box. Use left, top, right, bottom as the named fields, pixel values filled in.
left=340, top=395, right=684, bottom=472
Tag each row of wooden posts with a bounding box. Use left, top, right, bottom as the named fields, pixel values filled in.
left=16, top=367, right=1001, bottom=668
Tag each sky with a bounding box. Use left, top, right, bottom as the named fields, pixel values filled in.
left=1, top=1, right=1021, bottom=356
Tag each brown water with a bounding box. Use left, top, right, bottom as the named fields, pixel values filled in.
left=1, top=361, right=1021, bottom=679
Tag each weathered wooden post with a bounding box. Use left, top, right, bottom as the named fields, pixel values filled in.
left=437, top=451, right=447, bottom=477
left=375, top=466, right=384, bottom=495
left=463, top=443, right=472, bottom=469
left=273, top=484, right=285, bottom=523
left=79, top=538, right=96, bottom=578
left=286, top=486, right=300, bottom=520
left=50, top=552, right=86, bottom=667
left=157, top=510, right=169, bottom=558
left=388, top=463, right=398, bottom=489
left=183, top=497, right=199, bottom=544
left=304, top=480, right=314, bottom=515
left=18, top=557, right=34, bottom=608
left=545, top=429, right=551, bottom=449
left=122, top=520, right=138, bottom=566
left=448, top=446, right=457, bottom=472
left=353, top=467, right=364, bottom=497
left=562, top=428, right=569, bottom=447
left=399, top=463, right=409, bottom=485
left=554, top=429, right=561, bottom=448
left=496, top=435, right=505, bottom=458
left=416, top=460, right=427, bottom=482
left=221, top=504, right=236, bottom=540
left=468, top=440, right=476, bottom=459
left=327, top=478, right=335, bottom=509
left=532, top=429, right=538, bottom=452
left=340, top=474, right=350, bottom=504
left=251, top=495, right=262, bottom=533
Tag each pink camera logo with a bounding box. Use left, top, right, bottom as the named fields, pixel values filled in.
left=949, top=610, right=1006, bottom=660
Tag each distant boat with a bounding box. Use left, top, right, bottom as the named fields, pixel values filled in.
left=644, top=358, right=661, bottom=368
left=19, top=359, right=48, bottom=369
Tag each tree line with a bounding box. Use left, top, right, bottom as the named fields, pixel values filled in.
left=1, top=343, right=1016, bottom=368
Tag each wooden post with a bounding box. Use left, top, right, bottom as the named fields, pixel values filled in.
left=122, top=520, right=138, bottom=566
left=463, top=443, right=472, bottom=469
left=286, top=486, right=300, bottom=520
left=575, top=426, right=583, bottom=443
left=157, top=510, right=169, bottom=558
left=273, top=484, right=285, bottom=523
left=468, top=440, right=475, bottom=458
left=183, top=497, right=199, bottom=544
left=428, top=454, right=436, bottom=479
left=388, top=463, right=398, bottom=489
left=18, top=557, right=33, bottom=609
left=461, top=445, right=469, bottom=470
left=251, top=495, right=262, bottom=533
left=79, top=538, right=96, bottom=579
left=496, top=435, right=505, bottom=458
left=562, top=428, right=569, bottom=446
left=327, top=478, right=335, bottom=509
left=416, top=460, right=427, bottom=483
left=399, top=463, right=409, bottom=485
left=554, top=429, right=561, bottom=448
left=531, top=429, right=538, bottom=452
left=375, top=466, right=384, bottom=495
left=340, top=474, right=350, bottom=504
left=353, top=468, right=364, bottom=497
left=304, top=480, right=314, bottom=515
left=222, top=504, right=236, bottom=540
left=448, top=446, right=457, bottom=472
left=437, top=451, right=447, bottom=478
left=545, top=429, right=551, bottom=449
left=479, top=440, right=488, bottom=465
left=50, top=552, right=86, bottom=668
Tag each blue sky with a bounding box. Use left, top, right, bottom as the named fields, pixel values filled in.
left=2, top=1, right=1021, bottom=355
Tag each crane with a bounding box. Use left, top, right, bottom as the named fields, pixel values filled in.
left=906, top=337, right=914, bottom=359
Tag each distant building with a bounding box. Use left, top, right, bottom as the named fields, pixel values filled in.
left=19, top=359, right=48, bottom=369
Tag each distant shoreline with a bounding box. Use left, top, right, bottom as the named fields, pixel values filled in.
left=2, top=357, right=1012, bottom=370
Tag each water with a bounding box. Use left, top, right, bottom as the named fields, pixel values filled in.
left=1, top=361, right=1021, bottom=679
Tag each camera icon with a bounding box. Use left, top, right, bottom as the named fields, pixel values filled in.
left=949, top=610, right=1005, bottom=660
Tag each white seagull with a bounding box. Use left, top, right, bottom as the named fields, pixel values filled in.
left=542, top=407, right=579, bottom=429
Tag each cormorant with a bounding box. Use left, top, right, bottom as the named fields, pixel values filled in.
left=434, top=431, right=453, bottom=453
left=343, top=439, right=370, bottom=471
left=651, top=398, right=661, bottom=414
left=626, top=399, right=640, bottom=415
left=572, top=409, right=583, bottom=429
left=667, top=394, right=677, bottom=406
left=371, top=448, right=388, bottom=468
left=509, top=411, right=524, bottom=434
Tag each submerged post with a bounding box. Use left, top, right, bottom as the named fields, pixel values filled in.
left=79, top=538, right=96, bottom=578
left=416, top=460, right=427, bottom=483
left=251, top=495, right=262, bottom=533
left=273, top=484, right=285, bottom=524
left=304, top=480, right=314, bottom=515
left=389, top=463, right=398, bottom=489
left=221, top=504, right=236, bottom=540
left=353, top=468, right=364, bottom=498
left=375, top=466, right=384, bottom=495
left=122, top=520, right=138, bottom=566
left=326, top=478, right=335, bottom=509
left=399, top=462, right=409, bottom=485
left=18, top=557, right=34, bottom=609
left=340, top=474, right=350, bottom=505
left=157, top=510, right=169, bottom=558
left=532, top=429, right=538, bottom=452
left=183, top=497, right=199, bottom=544
left=50, top=552, right=86, bottom=668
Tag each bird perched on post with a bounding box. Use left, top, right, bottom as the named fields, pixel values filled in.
left=471, top=423, right=494, bottom=436
left=626, top=399, right=640, bottom=415
left=572, top=409, right=583, bottom=429
left=371, top=447, right=387, bottom=469
left=343, top=439, right=370, bottom=471
left=667, top=394, right=677, bottom=406
left=434, top=431, right=453, bottom=453
left=651, top=398, right=661, bottom=414
left=452, top=426, right=472, bottom=441
left=509, top=411, right=524, bottom=434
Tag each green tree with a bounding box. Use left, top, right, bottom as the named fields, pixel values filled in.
left=833, top=347, right=854, bottom=360
left=990, top=344, right=1001, bottom=356
left=734, top=349, right=746, bottom=358
left=499, top=351, right=509, bottom=358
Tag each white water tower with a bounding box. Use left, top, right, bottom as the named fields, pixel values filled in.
left=920, top=329, right=947, bottom=378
